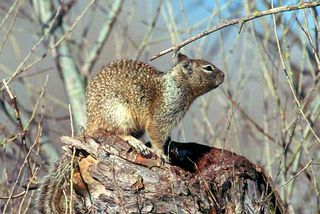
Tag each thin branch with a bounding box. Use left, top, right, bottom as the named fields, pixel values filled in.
left=23, top=0, right=97, bottom=129
left=272, top=5, right=320, bottom=144
left=81, top=0, right=124, bottom=75
left=295, top=13, right=320, bottom=71
left=68, top=104, right=75, bottom=214
left=1, top=0, right=96, bottom=91
left=311, top=8, right=319, bottom=56
left=18, top=167, right=39, bottom=213
left=265, top=159, right=313, bottom=200
left=0, top=3, right=63, bottom=91
left=0, top=191, right=27, bottom=199
left=223, top=103, right=239, bottom=145
left=2, top=79, right=33, bottom=177
left=0, top=0, right=22, bottom=55
left=0, top=0, right=19, bottom=32
left=1, top=131, right=39, bottom=213
left=150, top=1, right=320, bottom=61
left=134, top=0, right=162, bottom=60
left=23, top=75, right=49, bottom=132
left=223, top=89, right=278, bottom=144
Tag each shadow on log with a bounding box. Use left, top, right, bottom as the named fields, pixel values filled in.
left=36, top=129, right=287, bottom=213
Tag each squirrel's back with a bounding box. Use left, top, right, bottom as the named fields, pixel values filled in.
left=86, top=60, right=162, bottom=102
left=85, top=60, right=164, bottom=135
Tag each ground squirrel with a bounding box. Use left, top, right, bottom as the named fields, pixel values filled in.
left=85, top=52, right=224, bottom=159
left=35, top=53, right=224, bottom=212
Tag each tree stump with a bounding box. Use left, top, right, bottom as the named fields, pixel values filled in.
left=38, top=129, right=287, bottom=213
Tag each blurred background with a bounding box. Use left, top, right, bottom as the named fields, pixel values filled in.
left=0, top=0, right=319, bottom=213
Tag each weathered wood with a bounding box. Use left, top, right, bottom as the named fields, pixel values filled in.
left=44, top=130, right=287, bottom=213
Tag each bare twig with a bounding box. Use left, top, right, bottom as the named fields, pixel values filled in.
left=23, top=75, right=49, bottom=132
left=151, top=1, right=320, bottom=61
left=265, top=159, right=313, bottom=201
left=311, top=8, right=319, bottom=57
left=223, top=89, right=278, bottom=144
left=1, top=0, right=96, bottom=90
left=68, top=104, right=75, bottom=214
left=0, top=4, right=63, bottom=91
left=0, top=191, right=26, bottom=199
left=0, top=0, right=23, bottom=54
left=81, top=0, right=124, bottom=75
left=2, top=132, right=39, bottom=213
left=134, top=0, right=162, bottom=59
left=272, top=5, right=320, bottom=144
left=295, top=13, right=320, bottom=71
left=18, top=167, right=39, bottom=213
left=2, top=79, right=33, bottom=176
left=0, top=0, right=19, bottom=32
left=223, top=103, right=239, bottom=145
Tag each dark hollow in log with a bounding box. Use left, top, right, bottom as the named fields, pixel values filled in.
left=36, top=129, right=287, bottom=213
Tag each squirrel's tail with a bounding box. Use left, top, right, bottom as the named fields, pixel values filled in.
left=35, top=153, right=81, bottom=213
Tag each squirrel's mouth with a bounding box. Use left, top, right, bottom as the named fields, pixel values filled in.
left=214, top=72, right=225, bottom=87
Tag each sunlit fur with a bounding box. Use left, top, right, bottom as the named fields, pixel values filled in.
left=85, top=53, right=224, bottom=156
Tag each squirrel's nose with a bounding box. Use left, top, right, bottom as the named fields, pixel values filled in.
left=217, top=71, right=225, bottom=85
left=220, top=71, right=225, bottom=80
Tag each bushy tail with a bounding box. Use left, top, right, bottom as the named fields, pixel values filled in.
left=35, top=153, right=75, bottom=213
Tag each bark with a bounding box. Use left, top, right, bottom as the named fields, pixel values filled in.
left=57, top=129, right=287, bottom=213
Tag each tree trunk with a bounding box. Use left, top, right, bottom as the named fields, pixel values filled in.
left=37, top=129, right=287, bottom=213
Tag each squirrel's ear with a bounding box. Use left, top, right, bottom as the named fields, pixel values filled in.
left=173, top=52, right=191, bottom=67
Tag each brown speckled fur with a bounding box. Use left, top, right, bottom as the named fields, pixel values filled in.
left=85, top=53, right=224, bottom=156
left=35, top=154, right=87, bottom=214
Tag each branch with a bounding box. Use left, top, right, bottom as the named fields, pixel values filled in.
left=31, top=0, right=96, bottom=130
left=271, top=4, right=320, bottom=144
left=81, top=0, right=124, bottom=76
left=0, top=0, right=95, bottom=93
left=150, top=1, right=320, bottom=61
left=0, top=0, right=19, bottom=32
left=2, top=79, right=32, bottom=176
left=134, top=0, right=162, bottom=60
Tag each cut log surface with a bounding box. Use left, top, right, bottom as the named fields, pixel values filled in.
left=40, top=130, right=287, bottom=213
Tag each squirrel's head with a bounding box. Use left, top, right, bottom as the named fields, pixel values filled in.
left=172, top=52, right=225, bottom=97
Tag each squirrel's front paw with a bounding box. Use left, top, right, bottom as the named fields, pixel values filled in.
left=120, top=135, right=152, bottom=157
left=160, top=154, right=170, bottom=163
left=153, top=148, right=170, bottom=163
left=133, top=142, right=153, bottom=158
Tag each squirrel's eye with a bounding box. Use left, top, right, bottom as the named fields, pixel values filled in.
left=203, top=65, right=214, bottom=72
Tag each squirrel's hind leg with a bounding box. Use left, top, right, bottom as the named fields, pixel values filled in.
left=146, top=122, right=171, bottom=162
